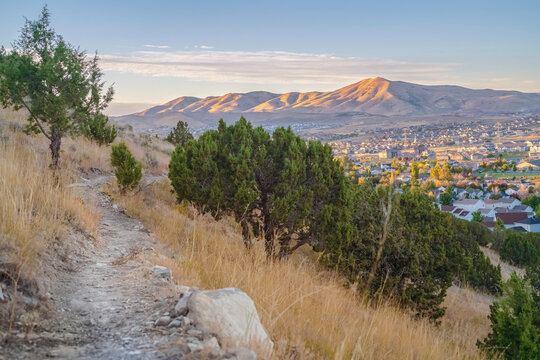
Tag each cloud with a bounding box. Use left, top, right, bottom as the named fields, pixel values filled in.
left=100, top=50, right=457, bottom=85
left=143, top=44, right=170, bottom=49
left=199, top=45, right=213, bottom=49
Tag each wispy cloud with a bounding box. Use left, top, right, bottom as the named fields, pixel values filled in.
left=143, top=44, right=170, bottom=49
left=198, top=45, right=213, bottom=49
left=101, top=50, right=457, bottom=85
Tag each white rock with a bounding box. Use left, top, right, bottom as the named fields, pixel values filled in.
left=152, top=265, right=172, bottom=283
left=181, top=316, right=191, bottom=327
left=0, top=287, right=4, bottom=301
left=174, top=292, right=191, bottom=316
left=188, top=288, right=273, bottom=357
left=167, top=318, right=182, bottom=328
left=187, top=341, right=204, bottom=353
left=154, top=316, right=171, bottom=327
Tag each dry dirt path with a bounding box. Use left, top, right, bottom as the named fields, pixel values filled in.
left=1, top=175, right=193, bottom=359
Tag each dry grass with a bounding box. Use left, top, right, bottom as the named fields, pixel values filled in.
left=0, top=115, right=98, bottom=282
left=0, top=112, right=101, bottom=331
left=109, top=179, right=490, bottom=360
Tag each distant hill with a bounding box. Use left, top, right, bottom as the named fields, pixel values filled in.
left=114, top=77, right=540, bottom=130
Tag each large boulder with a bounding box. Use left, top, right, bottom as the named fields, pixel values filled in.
left=187, top=288, right=273, bottom=357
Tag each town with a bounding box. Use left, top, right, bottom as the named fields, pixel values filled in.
left=329, top=115, right=540, bottom=232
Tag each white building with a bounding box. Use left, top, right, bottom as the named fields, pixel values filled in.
left=514, top=218, right=540, bottom=233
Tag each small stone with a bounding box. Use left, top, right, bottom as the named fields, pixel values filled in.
left=181, top=316, right=191, bottom=327
left=152, top=265, right=172, bottom=283
left=187, top=341, right=204, bottom=353
left=154, top=316, right=171, bottom=327
left=187, top=329, right=202, bottom=336
left=0, top=287, right=4, bottom=302
left=112, top=204, right=118, bottom=210
left=167, top=319, right=182, bottom=328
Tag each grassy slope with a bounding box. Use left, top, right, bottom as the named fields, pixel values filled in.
left=1, top=109, right=493, bottom=359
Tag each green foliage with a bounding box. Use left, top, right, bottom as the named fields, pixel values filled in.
left=472, top=210, right=483, bottom=222
left=323, top=186, right=501, bottom=320
left=81, top=113, right=117, bottom=145
left=478, top=271, right=540, bottom=359
left=498, top=231, right=540, bottom=267
left=168, top=117, right=351, bottom=258
left=166, top=120, right=194, bottom=147
left=0, top=7, right=113, bottom=168
left=111, top=143, right=142, bottom=192
left=411, top=161, right=419, bottom=186
left=496, top=217, right=506, bottom=231
left=523, top=195, right=540, bottom=211
left=491, top=193, right=503, bottom=200
left=439, top=187, right=454, bottom=205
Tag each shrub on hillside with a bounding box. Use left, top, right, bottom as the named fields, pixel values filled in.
left=323, top=186, right=501, bottom=320
left=169, top=117, right=350, bottom=258
left=478, top=269, right=540, bottom=359
left=111, top=142, right=142, bottom=192
left=165, top=120, right=193, bottom=147
left=498, top=231, right=540, bottom=267
left=82, top=113, right=117, bottom=146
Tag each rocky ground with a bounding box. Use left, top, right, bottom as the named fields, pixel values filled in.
left=0, top=175, right=266, bottom=359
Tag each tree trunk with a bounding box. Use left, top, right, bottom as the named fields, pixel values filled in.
left=365, top=187, right=394, bottom=291
left=49, top=127, right=62, bottom=181
left=240, top=218, right=252, bottom=249
left=261, top=192, right=275, bottom=258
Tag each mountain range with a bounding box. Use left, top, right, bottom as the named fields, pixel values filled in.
left=114, top=78, right=540, bottom=131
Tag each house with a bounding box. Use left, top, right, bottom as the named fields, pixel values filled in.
left=516, top=159, right=540, bottom=171
left=484, top=198, right=521, bottom=210
left=479, top=208, right=496, bottom=218
left=452, top=199, right=484, bottom=212
left=495, top=212, right=531, bottom=229
left=471, top=153, right=486, bottom=160
left=378, top=149, right=400, bottom=159
left=514, top=218, right=540, bottom=233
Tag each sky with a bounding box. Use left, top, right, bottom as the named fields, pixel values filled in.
left=1, top=0, right=540, bottom=115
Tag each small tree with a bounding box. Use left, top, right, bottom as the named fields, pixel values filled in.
left=0, top=7, right=113, bottom=170
left=82, top=113, right=117, bottom=145
left=439, top=189, right=453, bottom=206
left=472, top=211, right=483, bottom=222
left=495, top=217, right=506, bottom=231
left=478, top=272, right=540, bottom=359
left=111, top=143, right=142, bottom=192
left=166, top=120, right=193, bottom=147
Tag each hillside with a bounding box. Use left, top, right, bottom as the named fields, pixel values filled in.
left=115, top=78, right=540, bottom=131
left=0, top=109, right=497, bottom=359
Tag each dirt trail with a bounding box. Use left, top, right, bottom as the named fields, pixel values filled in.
left=1, top=175, right=189, bottom=359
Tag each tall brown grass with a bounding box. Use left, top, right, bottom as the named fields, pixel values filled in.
left=0, top=118, right=98, bottom=285
left=109, top=179, right=491, bottom=360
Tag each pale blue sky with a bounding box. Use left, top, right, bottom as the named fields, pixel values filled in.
left=1, top=0, right=539, bottom=114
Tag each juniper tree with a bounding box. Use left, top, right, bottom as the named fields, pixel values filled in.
left=111, top=143, right=142, bottom=192
left=168, top=117, right=351, bottom=258
left=82, top=113, right=117, bottom=146
left=166, top=120, right=193, bottom=147
left=0, top=7, right=113, bottom=170
left=478, top=272, right=540, bottom=359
